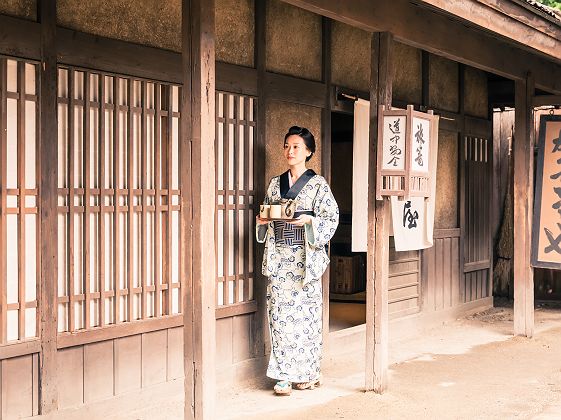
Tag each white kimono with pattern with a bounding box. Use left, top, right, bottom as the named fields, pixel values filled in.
left=256, top=174, right=339, bottom=382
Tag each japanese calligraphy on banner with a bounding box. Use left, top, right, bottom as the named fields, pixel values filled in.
left=376, top=105, right=439, bottom=200
left=532, top=115, right=561, bottom=268
left=411, top=117, right=430, bottom=174
left=382, top=116, right=406, bottom=170
left=390, top=116, right=438, bottom=251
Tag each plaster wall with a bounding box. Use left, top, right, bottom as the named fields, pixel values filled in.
left=434, top=130, right=459, bottom=229
left=57, top=0, right=181, bottom=52
left=265, top=101, right=322, bottom=183
left=393, top=42, right=422, bottom=104
left=331, top=21, right=370, bottom=92
left=266, top=0, right=322, bottom=81
left=429, top=55, right=459, bottom=113
left=0, top=0, right=36, bottom=20
left=216, top=0, right=254, bottom=67
left=464, top=66, right=488, bottom=119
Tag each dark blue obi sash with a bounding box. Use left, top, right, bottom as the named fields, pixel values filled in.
left=274, top=169, right=316, bottom=247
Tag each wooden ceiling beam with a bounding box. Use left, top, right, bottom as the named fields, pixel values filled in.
left=281, top=0, right=561, bottom=94
left=417, top=0, right=561, bottom=60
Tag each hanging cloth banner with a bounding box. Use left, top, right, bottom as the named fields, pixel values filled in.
left=352, top=98, right=370, bottom=252
left=390, top=115, right=439, bottom=251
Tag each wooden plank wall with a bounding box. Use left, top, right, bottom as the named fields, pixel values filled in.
left=57, top=327, right=183, bottom=409
left=422, top=229, right=461, bottom=311
left=462, top=135, right=492, bottom=302
left=388, top=240, right=421, bottom=318
left=0, top=354, right=39, bottom=418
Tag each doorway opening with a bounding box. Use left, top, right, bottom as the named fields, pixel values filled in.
left=329, top=111, right=366, bottom=332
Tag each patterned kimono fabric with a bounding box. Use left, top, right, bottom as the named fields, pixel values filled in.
left=256, top=170, right=339, bottom=382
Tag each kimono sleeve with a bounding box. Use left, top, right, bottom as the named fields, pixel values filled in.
left=305, top=179, right=339, bottom=249
left=256, top=177, right=276, bottom=243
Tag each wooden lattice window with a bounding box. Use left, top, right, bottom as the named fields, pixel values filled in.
left=216, top=92, right=256, bottom=306
left=57, top=67, right=182, bottom=333
left=0, top=57, right=40, bottom=343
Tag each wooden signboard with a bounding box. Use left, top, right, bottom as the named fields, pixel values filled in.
left=532, top=115, right=561, bottom=269
left=376, top=105, right=439, bottom=200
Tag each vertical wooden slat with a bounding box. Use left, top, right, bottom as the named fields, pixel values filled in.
left=214, top=93, right=220, bottom=305
left=154, top=84, right=161, bottom=317
left=68, top=69, right=75, bottom=332
left=0, top=57, right=7, bottom=344
left=160, top=87, right=169, bottom=315
left=443, top=237, right=451, bottom=307
left=127, top=79, right=133, bottom=322
left=39, top=0, right=59, bottom=410
left=167, top=87, right=173, bottom=315
left=113, top=76, right=121, bottom=324
left=243, top=96, right=250, bottom=303
left=452, top=237, right=460, bottom=305
left=487, top=137, right=494, bottom=297
left=232, top=95, right=239, bottom=304
left=223, top=94, right=230, bottom=306
left=177, top=84, right=185, bottom=315
left=99, top=74, right=106, bottom=327
left=84, top=71, right=91, bottom=329
left=35, top=63, right=41, bottom=338
left=17, top=61, right=26, bottom=339
left=459, top=134, right=466, bottom=304
left=141, top=82, right=148, bottom=319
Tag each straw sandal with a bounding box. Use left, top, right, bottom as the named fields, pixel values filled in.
left=273, top=380, right=292, bottom=395
left=294, top=378, right=321, bottom=390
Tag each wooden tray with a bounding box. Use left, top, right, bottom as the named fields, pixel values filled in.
left=257, top=217, right=299, bottom=222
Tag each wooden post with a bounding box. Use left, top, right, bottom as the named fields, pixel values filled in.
left=251, top=0, right=268, bottom=359
left=182, top=0, right=216, bottom=418
left=321, top=16, right=332, bottom=351
left=365, top=32, right=392, bottom=393
left=38, top=0, right=58, bottom=413
left=513, top=74, right=534, bottom=337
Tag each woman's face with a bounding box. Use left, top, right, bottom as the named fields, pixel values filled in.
left=284, top=134, right=311, bottom=166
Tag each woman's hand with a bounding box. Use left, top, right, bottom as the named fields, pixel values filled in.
left=288, top=215, right=313, bottom=227
left=255, top=215, right=269, bottom=226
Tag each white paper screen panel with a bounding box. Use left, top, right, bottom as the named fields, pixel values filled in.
left=57, top=67, right=182, bottom=333
left=216, top=92, right=256, bottom=306
left=0, top=57, right=40, bottom=343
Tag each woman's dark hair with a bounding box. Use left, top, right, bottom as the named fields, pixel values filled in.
left=284, top=125, right=316, bottom=162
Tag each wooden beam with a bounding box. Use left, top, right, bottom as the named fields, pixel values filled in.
left=533, top=95, right=561, bottom=107
left=57, top=27, right=182, bottom=84
left=216, top=62, right=257, bottom=96
left=264, top=72, right=326, bottom=108
left=366, top=32, right=392, bottom=393
left=183, top=0, right=217, bottom=418
left=280, top=0, right=561, bottom=94
left=513, top=74, right=534, bottom=337
left=416, top=0, right=561, bottom=61
left=0, top=14, right=40, bottom=60
left=38, top=0, right=58, bottom=413
left=57, top=315, right=183, bottom=348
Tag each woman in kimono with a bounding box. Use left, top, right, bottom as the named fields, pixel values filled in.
left=256, top=126, right=339, bottom=395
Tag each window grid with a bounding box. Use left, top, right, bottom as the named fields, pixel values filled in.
left=57, top=67, right=182, bottom=333
left=215, top=92, right=256, bottom=306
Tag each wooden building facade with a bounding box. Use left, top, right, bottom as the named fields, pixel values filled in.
left=0, top=0, right=560, bottom=418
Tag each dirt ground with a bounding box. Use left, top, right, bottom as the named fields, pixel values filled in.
left=219, top=302, right=561, bottom=420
